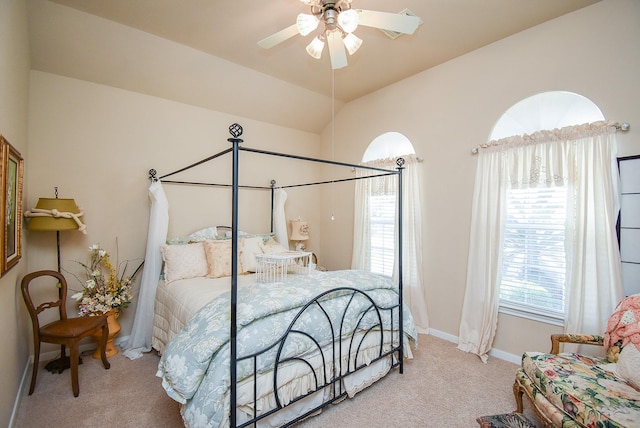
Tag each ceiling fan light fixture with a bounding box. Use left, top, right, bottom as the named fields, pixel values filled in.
left=259, top=1, right=422, bottom=70
left=337, top=9, right=359, bottom=33
left=342, top=32, right=362, bottom=55
left=306, top=36, right=325, bottom=59
left=297, top=13, right=320, bottom=36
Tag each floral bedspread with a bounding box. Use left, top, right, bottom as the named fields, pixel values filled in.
left=521, top=351, right=640, bottom=427
left=156, top=270, right=417, bottom=428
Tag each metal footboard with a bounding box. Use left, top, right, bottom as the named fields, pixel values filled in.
left=236, top=287, right=402, bottom=428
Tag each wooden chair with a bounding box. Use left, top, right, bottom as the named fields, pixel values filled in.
left=21, top=270, right=111, bottom=397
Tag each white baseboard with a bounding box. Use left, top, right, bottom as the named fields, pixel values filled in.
left=428, top=328, right=522, bottom=365
left=9, top=356, right=31, bottom=428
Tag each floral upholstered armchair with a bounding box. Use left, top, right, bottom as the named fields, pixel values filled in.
left=513, top=295, right=640, bottom=427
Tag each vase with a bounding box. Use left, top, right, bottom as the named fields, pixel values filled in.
left=92, top=310, right=121, bottom=359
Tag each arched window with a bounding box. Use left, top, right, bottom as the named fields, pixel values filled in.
left=490, top=91, right=604, bottom=140
left=494, top=91, right=605, bottom=324
left=363, top=132, right=416, bottom=162
left=353, top=132, right=429, bottom=330
left=358, top=132, right=416, bottom=276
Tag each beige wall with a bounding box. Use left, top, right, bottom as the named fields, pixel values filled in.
left=4, top=0, right=640, bottom=424
left=0, top=0, right=31, bottom=426
left=7, top=44, right=323, bottom=428
left=26, top=71, right=324, bottom=350
left=319, top=0, right=640, bottom=358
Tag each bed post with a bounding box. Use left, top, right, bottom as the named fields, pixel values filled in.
left=396, top=158, right=405, bottom=374
left=228, top=123, right=243, bottom=428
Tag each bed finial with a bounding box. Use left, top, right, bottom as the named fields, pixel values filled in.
left=271, top=180, right=276, bottom=188
left=228, top=123, right=244, bottom=144
left=396, top=158, right=405, bottom=168
left=149, top=169, right=158, bottom=181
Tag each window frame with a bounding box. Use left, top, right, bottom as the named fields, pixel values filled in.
left=492, top=91, right=605, bottom=325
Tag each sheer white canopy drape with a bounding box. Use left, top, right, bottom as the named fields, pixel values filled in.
left=351, top=155, right=429, bottom=332
left=458, top=121, right=624, bottom=361
left=273, top=188, right=288, bottom=247
left=123, top=180, right=169, bottom=360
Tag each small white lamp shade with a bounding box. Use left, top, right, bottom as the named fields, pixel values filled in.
left=290, top=220, right=310, bottom=241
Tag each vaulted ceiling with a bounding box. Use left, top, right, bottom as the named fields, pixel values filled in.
left=28, top=0, right=600, bottom=133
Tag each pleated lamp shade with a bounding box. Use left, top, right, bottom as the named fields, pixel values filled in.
left=290, top=220, right=310, bottom=241
left=27, top=198, right=82, bottom=232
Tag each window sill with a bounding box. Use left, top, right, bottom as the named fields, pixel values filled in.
left=499, top=303, right=564, bottom=327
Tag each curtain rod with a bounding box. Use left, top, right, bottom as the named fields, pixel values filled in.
left=471, top=121, right=631, bottom=155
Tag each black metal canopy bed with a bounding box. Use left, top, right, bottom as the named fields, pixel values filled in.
left=150, top=124, right=417, bottom=427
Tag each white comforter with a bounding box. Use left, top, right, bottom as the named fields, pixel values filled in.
left=152, top=274, right=258, bottom=354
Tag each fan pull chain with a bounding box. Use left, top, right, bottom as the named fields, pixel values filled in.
left=331, top=67, right=335, bottom=221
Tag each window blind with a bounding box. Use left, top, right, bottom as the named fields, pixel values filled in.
left=370, top=194, right=395, bottom=276
left=500, top=186, right=567, bottom=317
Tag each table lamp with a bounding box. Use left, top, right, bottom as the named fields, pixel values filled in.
left=290, top=219, right=309, bottom=252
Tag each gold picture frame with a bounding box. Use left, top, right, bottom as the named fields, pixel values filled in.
left=0, top=135, right=24, bottom=276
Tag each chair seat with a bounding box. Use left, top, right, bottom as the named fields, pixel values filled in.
left=521, top=351, right=640, bottom=427
left=40, top=316, right=106, bottom=339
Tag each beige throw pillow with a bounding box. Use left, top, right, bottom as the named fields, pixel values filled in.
left=160, top=242, right=208, bottom=282
left=204, top=239, right=246, bottom=278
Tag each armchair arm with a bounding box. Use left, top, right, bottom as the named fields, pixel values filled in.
left=550, top=334, right=604, bottom=354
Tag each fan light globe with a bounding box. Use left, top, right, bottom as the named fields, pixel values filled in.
left=306, top=36, right=325, bottom=59
left=297, top=13, right=319, bottom=36
left=337, top=9, right=359, bottom=33
left=342, top=32, right=362, bottom=55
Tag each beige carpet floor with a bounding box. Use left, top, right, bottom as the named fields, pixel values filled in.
left=14, top=334, right=541, bottom=427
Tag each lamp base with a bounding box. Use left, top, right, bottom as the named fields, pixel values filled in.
left=295, top=241, right=306, bottom=252
left=45, top=355, right=82, bottom=374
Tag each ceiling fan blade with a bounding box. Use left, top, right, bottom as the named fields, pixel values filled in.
left=357, top=9, right=421, bottom=35
left=257, top=24, right=299, bottom=49
left=327, top=31, right=347, bottom=70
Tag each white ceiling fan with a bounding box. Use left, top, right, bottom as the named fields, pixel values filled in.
left=258, top=0, right=422, bottom=70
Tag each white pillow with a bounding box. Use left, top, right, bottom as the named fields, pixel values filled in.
left=160, top=242, right=208, bottom=282
left=617, top=344, right=640, bottom=389
left=260, top=237, right=289, bottom=254
left=188, top=226, right=218, bottom=242
left=242, top=236, right=264, bottom=272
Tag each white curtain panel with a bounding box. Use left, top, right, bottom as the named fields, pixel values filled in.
left=351, top=155, right=429, bottom=332
left=123, top=180, right=169, bottom=360
left=457, top=150, right=507, bottom=362
left=393, top=157, right=429, bottom=332
left=564, top=129, right=624, bottom=350
left=458, top=121, right=624, bottom=361
left=351, top=169, right=372, bottom=271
